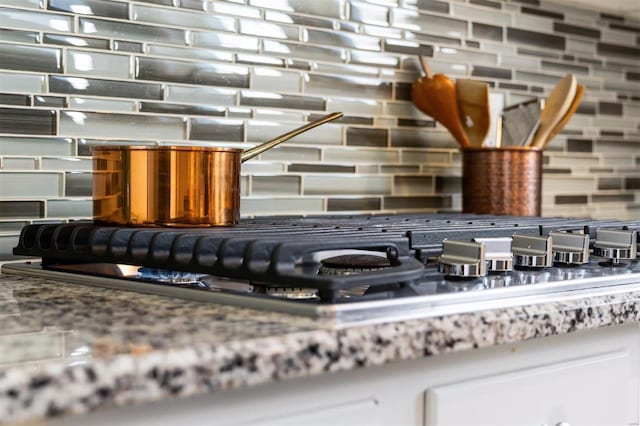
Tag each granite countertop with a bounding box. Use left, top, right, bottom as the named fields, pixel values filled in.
left=1, top=272, right=640, bottom=424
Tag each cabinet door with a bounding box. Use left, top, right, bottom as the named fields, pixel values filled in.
left=425, top=350, right=635, bottom=425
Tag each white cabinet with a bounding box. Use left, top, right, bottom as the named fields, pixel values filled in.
left=425, top=351, right=635, bottom=425
left=51, top=323, right=640, bottom=426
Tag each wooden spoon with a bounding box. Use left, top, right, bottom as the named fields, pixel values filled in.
left=542, top=84, right=584, bottom=148
left=530, top=74, right=577, bottom=149
left=411, top=57, right=471, bottom=148
left=455, top=78, right=490, bottom=147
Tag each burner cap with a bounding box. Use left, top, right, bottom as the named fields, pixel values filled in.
left=319, top=254, right=390, bottom=276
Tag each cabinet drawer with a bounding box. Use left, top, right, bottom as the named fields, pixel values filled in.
left=425, top=351, right=635, bottom=425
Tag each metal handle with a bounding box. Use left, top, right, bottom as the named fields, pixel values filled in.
left=240, top=112, right=343, bottom=162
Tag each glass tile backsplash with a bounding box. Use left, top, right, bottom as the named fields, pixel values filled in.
left=1, top=0, right=639, bottom=258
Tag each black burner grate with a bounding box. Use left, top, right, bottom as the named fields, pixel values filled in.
left=13, top=214, right=639, bottom=302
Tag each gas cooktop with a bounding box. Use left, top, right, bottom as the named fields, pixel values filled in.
left=5, top=214, right=640, bottom=324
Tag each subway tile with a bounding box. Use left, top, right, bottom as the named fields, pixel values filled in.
left=397, top=118, right=436, bottom=127
left=0, top=136, right=74, bottom=156
left=346, top=127, right=388, bottom=147
left=517, top=47, right=561, bottom=60
left=0, top=108, right=56, bottom=135
left=543, top=176, right=595, bottom=193
left=540, top=60, right=589, bottom=75
left=601, top=28, right=637, bottom=47
left=0, top=44, right=61, bottom=74
left=136, top=57, right=250, bottom=88
left=303, top=175, right=392, bottom=195
left=40, top=157, right=92, bottom=171
left=381, top=165, right=420, bottom=174
left=436, top=47, right=497, bottom=66
left=252, top=68, right=301, bottom=93
left=48, top=0, right=129, bottom=18
left=59, top=111, right=185, bottom=140
left=43, top=33, right=110, bottom=50
left=404, top=31, right=461, bottom=47
left=80, top=17, right=187, bottom=45
left=469, top=0, right=501, bottom=9
left=65, top=172, right=93, bottom=197
left=241, top=197, right=325, bottom=215
left=566, top=138, right=593, bottom=153
left=264, top=10, right=334, bottom=29
left=553, top=22, right=601, bottom=39
left=1, top=158, right=37, bottom=170
left=237, top=54, right=285, bottom=68
left=0, top=94, right=30, bottom=107
left=324, top=147, right=399, bottom=163
left=246, top=120, right=342, bottom=145
left=391, top=128, right=458, bottom=149
left=252, top=175, right=300, bottom=195
left=327, top=198, right=381, bottom=211
left=598, top=177, right=623, bottom=190
left=112, top=40, right=143, bottom=53
left=507, top=28, right=565, bottom=50
left=140, top=102, right=225, bottom=117
left=597, top=42, right=640, bottom=59
left=383, top=39, right=433, bottom=57
left=192, top=31, right=259, bottom=52
left=327, top=98, right=382, bottom=115
left=258, top=146, right=321, bottom=162
left=393, top=176, right=433, bottom=195
left=350, top=1, right=389, bottom=26
left=240, top=90, right=325, bottom=111
left=165, top=86, right=237, bottom=106
left=0, top=201, right=43, bottom=218
left=435, top=176, right=462, bottom=193
left=392, top=9, right=467, bottom=38
left=349, top=51, right=399, bottom=68
left=0, top=221, right=29, bottom=232
left=555, top=195, right=588, bottom=205
left=595, top=140, right=640, bottom=155
left=253, top=109, right=304, bottom=121
left=204, top=1, right=261, bottom=19
left=452, top=3, right=510, bottom=26
left=472, top=22, right=503, bottom=41
left=0, top=172, right=61, bottom=197
left=598, top=101, right=623, bottom=116
left=33, top=96, right=66, bottom=108
left=70, top=97, right=136, bottom=112
left=513, top=12, right=553, bottom=32
left=626, top=178, right=640, bottom=190
left=148, top=45, right=234, bottom=62
left=288, top=164, right=356, bottom=173
left=50, top=76, right=163, bottom=100
left=242, top=162, right=285, bottom=174
left=2, top=0, right=41, bottom=9
left=189, top=118, right=244, bottom=142
left=0, top=29, right=40, bottom=44
left=383, top=195, right=451, bottom=210
left=591, top=193, right=635, bottom=203
left=357, top=165, right=378, bottom=174
left=47, top=199, right=93, bottom=218
left=303, top=28, right=380, bottom=51
left=240, top=19, right=299, bottom=40
left=248, top=0, right=346, bottom=19
left=0, top=7, right=73, bottom=32
left=67, top=50, right=130, bottom=79
left=305, top=74, right=392, bottom=99
left=521, top=6, right=563, bottom=20
left=133, top=4, right=235, bottom=32
left=263, top=40, right=346, bottom=62
left=472, top=65, right=511, bottom=79
left=410, top=0, right=449, bottom=14
left=401, top=150, right=451, bottom=164
left=308, top=113, right=373, bottom=126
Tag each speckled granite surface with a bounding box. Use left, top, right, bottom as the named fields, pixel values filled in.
left=1, top=272, right=640, bottom=424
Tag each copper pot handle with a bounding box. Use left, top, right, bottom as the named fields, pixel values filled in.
left=240, top=112, right=343, bottom=163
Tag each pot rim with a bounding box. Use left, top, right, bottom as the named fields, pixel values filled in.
left=90, top=145, right=244, bottom=153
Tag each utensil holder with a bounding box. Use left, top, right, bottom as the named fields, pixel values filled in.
left=462, top=147, right=542, bottom=216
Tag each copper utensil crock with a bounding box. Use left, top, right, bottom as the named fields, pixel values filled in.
left=462, top=147, right=542, bottom=216
left=92, top=112, right=343, bottom=227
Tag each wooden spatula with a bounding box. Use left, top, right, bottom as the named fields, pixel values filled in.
left=411, top=57, right=471, bottom=148
left=456, top=78, right=490, bottom=147
left=530, top=74, right=577, bottom=149
left=542, top=84, right=584, bottom=148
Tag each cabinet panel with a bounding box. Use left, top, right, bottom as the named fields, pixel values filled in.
left=425, top=351, right=635, bottom=425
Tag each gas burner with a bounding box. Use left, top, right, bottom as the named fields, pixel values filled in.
left=136, top=268, right=208, bottom=288
left=319, top=254, right=391, bottom=275
left=251, top=282, right=318, bottom=299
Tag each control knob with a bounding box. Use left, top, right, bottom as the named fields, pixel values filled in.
left=593, top=229, right=637, bottom=265
left=438, top=239, right=486, bottom=278
left=473, top=237, right=513, bottom=272
left=549, top=231, right=589, bottom=265
left=512, top=234, right=552, bottom=268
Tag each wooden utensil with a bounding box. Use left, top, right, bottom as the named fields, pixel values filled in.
left=542, top=84, right=584, bottom=148
left=530, top=74, right=577, bottom=149
left=455, top=78, right=490, bottom=147
left=411, top=57, right=471, bottom=148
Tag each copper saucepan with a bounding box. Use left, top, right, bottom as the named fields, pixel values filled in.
left=92, top=112, right=343, bottom=227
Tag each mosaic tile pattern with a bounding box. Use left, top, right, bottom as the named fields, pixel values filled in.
left=1, top=0, right=639, bottom=259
